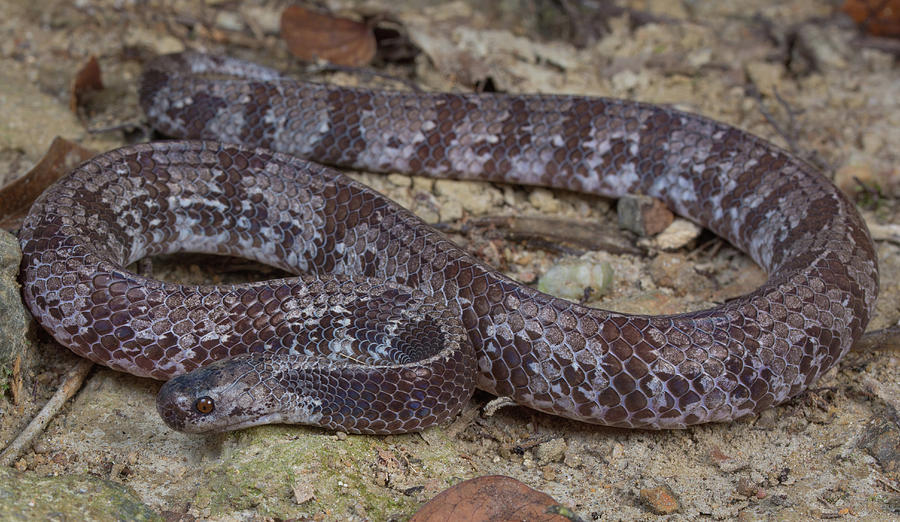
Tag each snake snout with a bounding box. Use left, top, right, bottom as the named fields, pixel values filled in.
left=156, top=354, right=274, bottom=433
left=156, top=375, right=202, bottom=433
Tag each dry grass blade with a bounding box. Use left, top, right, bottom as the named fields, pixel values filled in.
left=442, top=215, right=642, bottom=256
left=0, top=359, right=93, bottom=467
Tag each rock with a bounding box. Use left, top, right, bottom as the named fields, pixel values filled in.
left=534, top=438, right=567, bottom=465
left=735, top=477, right=764, bottom=498
left=437, top=199, right=463, bottom=223
left=611, top=69, right=649, bottom=93
left=644, top=218, right=702, bottom=250
left=0, top=467, right=161, bottom=520
left=240, top=5, right=282, bottom=35
left=859, top=417, right=900, bottom=476
left=617, top=194, right=674, bottom=237
left=639, top=484, right=680, bottom=515
left=793, top=23, right=849, bottom=72
left=387, top=173, right=413, bottom=187
left=537, top=258, right=613, bottom=302
left=834, top=160, right=875, bottom=197
left=123, top=28, right=185, bottom=55
left=214, top=10, right=244, bottom=32
left=756, top=408, right=778, bottom=429
left=528, top=188, right=562, bottom=214
left=433, top=179, right=501, bottom=216
left=0, top=230, right=32, bottom=398
left=648, top=252, right=708, bottom=296
left=745, top=61, right=784, bottom=97
left=709, top=446, right=749, bottom=473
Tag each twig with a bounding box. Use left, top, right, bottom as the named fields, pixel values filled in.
left=0, top=359, right=94, bottom=467
left=750, top=86, right=802, bottom=155
left=855, top=34, right=900, bottom=56
left=851, top=325, right=900, bottom=354
left=750, top=86, right=832, bottom=173
left=436, top=215, right=642, bottom=256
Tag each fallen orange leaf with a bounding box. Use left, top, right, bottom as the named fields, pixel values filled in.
left=410, top=475, right=573, bottom=522
left=842, top=0, right=900, bottom=37
left=0, top=137, right=96, bottom=231
left=70, top=55, right=103, bottom=114
left=281, top=6, right=376, bottom=66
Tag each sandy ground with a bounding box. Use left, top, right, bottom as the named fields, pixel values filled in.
left=1, top=0, right=899, bottom=520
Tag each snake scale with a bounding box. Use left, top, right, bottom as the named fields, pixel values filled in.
left=19, top=52, right=878, bottom=434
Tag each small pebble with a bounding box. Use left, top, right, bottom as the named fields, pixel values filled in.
left=528, top=188, right=561, bottom=213
left=646, top=219, right=702, bottom=250
left=541, top=464, right=556, bottom=481
left=617, top=194, right=674, bottom=237
left=434, top=179, right=500, bottom=215
left=534, top=438, right=567, bottom=465
left=387, top=173, right=412, bottom=187
left=756, top=408, right=778, bottom=429
left=834, top=161, right=874, bottom=197
left=736, top=477, right=758, bottom=497
left=537, top=258, right=613, bottom=302
left=859, top=417, right=900, bottom=474
left=215, top=11, right=244, bottom=32
left=563, top=444, right=583, bottom=468
left=640, top=484, right=680, bottom=515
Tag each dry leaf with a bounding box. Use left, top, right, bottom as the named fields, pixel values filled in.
left=410, top=475, right=573, bottom=522
left=70, top=55, right=104, bottom=113
left=280, top=6, right=376, bottom=66
left=842, top=0, right=900, bottom=37
left=0, top=137, right=96, bottom=231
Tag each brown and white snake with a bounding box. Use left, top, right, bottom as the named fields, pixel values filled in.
left=18, top=52, right=879, bottom=434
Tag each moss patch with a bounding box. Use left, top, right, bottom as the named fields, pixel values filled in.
left=186, top=426, right=449, bottom=520
left=0, top=467, right=161, bottom=520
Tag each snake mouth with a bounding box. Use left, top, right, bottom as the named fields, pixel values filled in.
left=176, top=412, right=289, bottom=434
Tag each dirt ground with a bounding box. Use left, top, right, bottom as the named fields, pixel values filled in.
left=1, top=0, right=899, bottom=520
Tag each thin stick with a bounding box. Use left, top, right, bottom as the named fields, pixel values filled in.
left=851, top=325, right=900, bottom=354
left=0, top=359, right=94, bottom=467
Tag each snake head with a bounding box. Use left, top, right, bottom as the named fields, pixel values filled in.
left=156, top=352, right=296, bottom=433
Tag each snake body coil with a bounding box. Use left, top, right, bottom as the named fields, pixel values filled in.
left=19, top=53, right=878, bottom=433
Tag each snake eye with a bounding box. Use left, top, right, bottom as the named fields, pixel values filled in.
left=194, top=396, right=215, bottom=414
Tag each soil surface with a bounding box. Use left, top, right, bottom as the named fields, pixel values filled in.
left=1, top=0, right=899, bottom=520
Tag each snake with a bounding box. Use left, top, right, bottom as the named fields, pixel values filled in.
left=18, top=52, right=878, bottom=434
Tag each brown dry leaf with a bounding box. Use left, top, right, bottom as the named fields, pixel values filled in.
left=280, top=6, right=376, bottom=66
left=409, top=475, right=573, bottom=522
left=842, top=0, right=900, bottom=37
left=0, top=137, right=96, bottom=231
left=70, top=55, right=103, bottom=113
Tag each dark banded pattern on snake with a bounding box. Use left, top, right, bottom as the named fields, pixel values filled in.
left=19, top=52, right=878, bottom=433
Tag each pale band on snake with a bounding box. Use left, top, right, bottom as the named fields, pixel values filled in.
left=18, top=52, right=879, bottom=434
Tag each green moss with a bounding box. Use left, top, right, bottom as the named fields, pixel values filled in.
left=0, top=467, right=161, bottom=520
left=0, top=364, right=10, bottom=394
left=190, top=425, right=466, bottom=520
